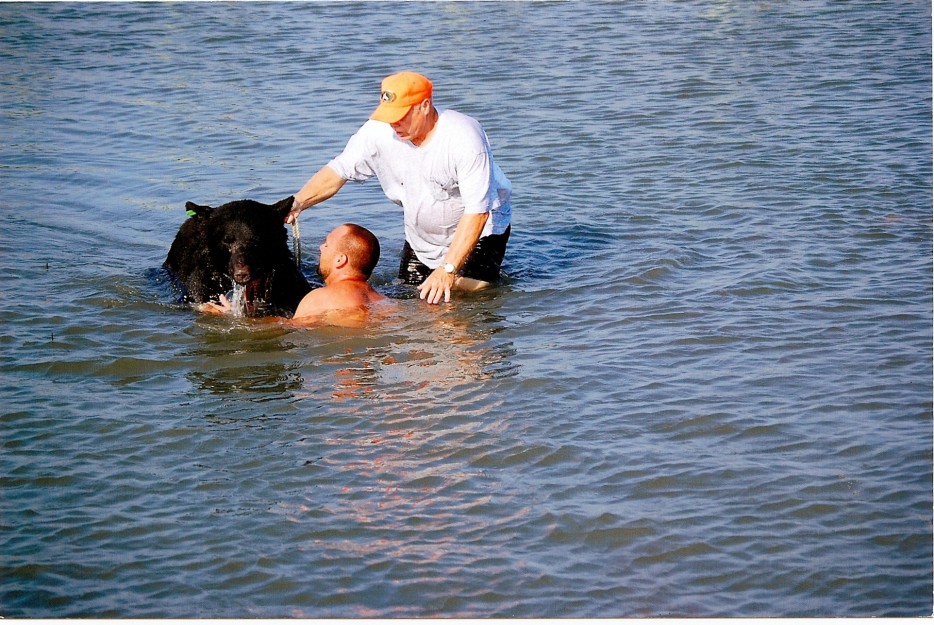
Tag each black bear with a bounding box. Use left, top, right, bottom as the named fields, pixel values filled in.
left=164, top=195, right=311, bottom=317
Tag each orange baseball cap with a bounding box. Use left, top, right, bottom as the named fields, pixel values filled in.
left=370, top=72, right=433, bottom=124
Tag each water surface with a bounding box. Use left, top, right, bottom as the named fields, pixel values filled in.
left=1, top=1, right=931, bottom=617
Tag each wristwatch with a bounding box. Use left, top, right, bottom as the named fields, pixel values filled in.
left=443, top=262, right=456, bottom=274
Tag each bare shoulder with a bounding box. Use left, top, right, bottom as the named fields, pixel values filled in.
left=291, top=282, right=394, bottom=327
left=366, top=285, right=389, bottom=304
left=292, top=286, right=332, bottom=320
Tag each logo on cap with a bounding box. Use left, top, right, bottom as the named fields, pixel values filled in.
left=381, top=91, right=396, bottom=103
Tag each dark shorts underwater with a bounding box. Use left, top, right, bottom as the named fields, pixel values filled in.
left=397, top=226, right=511, bottom=286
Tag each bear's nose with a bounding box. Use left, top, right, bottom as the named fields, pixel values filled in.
left=231, top=264, right=251, bottom=284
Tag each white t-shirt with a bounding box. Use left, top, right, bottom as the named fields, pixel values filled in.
left=327, top=109, right=512, bottom=267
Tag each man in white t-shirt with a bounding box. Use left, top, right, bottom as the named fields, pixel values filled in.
left=287, top=71, right=512, bottom=304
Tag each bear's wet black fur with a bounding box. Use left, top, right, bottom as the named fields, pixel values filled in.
left=164, top=195, right=311, bottom=317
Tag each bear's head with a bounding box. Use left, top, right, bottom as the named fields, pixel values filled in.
left=181, top=196, right=297, bottom=315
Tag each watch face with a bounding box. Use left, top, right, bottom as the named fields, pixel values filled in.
left=444, top=263, right=456, bottom=274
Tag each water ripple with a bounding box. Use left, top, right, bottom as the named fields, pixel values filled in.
left=1, top=0, right=931, bottom=618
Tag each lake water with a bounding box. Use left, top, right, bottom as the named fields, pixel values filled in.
left=1, top=1, right=931, bottom=618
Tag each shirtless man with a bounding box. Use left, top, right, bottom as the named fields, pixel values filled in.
left=291, top=223, right=387, bottom=325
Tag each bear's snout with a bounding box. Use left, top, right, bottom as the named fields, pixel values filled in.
left=231, top=263, right=252, bottom=284
left=228, top=246, right=256, bottom=284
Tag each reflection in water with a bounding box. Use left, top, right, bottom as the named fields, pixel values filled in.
left=163, top=290, right=526, bottom=615
left=316, top=298, right=518, bottom=405
left=189, top=365, right=305, bottom=397
left=269, top=298, right=522, bottom=616
left=180, top=288, right=520, bottom=402
left=183, top=318, right=306, bottom=397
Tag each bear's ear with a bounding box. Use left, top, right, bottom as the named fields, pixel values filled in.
left=270, top=196, right=295, bottom=221
left=185, top=202, right=213, bottom=218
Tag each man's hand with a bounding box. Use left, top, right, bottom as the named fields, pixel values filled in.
left=285, top=199, right=303, bottom=225
left=417, top=212, right=488, bottom=304
left=418, top=267, right=456, bottom=304
left=196, top=293, right=233, bottom=315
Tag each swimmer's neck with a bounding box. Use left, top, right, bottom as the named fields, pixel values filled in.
left=324, top=273, right=369, bottom=286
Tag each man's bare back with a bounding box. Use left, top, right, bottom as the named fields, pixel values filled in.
left=291, top=277, right=389, bottom=327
